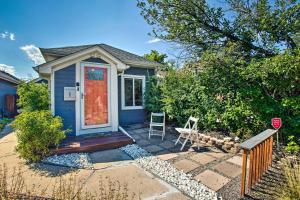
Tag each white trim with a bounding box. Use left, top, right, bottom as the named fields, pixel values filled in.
left=121, top=74, right=145, bottom=110
left=36, top=46, right=129, bottom=74
left=80, top=62, right=111, bottom=129
left=50, top=70, right=55, bottom=114
left=75, top=62, right=80, bottom=135
left=119, top=126, right=135, bottom=142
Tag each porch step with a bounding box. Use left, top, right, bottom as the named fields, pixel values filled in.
left=51, top=132, right=134, bottom=155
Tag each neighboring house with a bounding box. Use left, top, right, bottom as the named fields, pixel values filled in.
left=32, top=77, right=49, bottom=84
left=0, top=70, right=20, bottom=118
left=35, top=44, right=160, bottom=137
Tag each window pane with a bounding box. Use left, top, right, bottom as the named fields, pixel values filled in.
left=134, top=79, right=143, bottom=106
left=124, top=78, right=133, bottom=106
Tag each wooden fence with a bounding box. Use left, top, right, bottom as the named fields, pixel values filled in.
left=240, top=129, right=278, bottom=197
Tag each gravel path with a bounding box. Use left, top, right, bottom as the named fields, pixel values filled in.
left=121, top=144, right=218, bottom=200
left=42, top=153, right=93, bottom=169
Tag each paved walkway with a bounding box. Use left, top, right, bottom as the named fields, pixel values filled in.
left=0, top=132, right=190, bottom=200
left=127, top=126, right=245, bottom=193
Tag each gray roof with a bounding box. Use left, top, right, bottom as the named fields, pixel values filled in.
left=0, top=70, right=20, bottom=85
left=40, top=44, right=160, bottom=68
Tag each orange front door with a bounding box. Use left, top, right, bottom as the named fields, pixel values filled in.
left=83, top=66, right=108, bottom=126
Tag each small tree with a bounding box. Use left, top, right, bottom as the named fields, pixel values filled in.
left=17, top=82, right=49, bottom=112
left=13, top=110, right=66, bottom=162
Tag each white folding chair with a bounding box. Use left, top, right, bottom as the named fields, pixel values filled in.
left=175, top=116, right=199, bottom=151
left=149, top=112, right=166, bottom=140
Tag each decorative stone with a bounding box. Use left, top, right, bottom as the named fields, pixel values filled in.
left=224, top=137, right=232, bottom=142
left=216, top=139, right=224, bottom=145
left=203, top=135, right=211, bottom=142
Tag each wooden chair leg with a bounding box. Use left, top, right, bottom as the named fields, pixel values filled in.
left=175, top=133, right=182, bottom=145
left=180, top=133, right=191, bottom=151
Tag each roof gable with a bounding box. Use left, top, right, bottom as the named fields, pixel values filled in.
left=0, top=70, right=20, bottom=85
left=39, top=44, right=160, bottom=68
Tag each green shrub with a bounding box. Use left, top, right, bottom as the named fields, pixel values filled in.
left=144, top=76, right=163, bottom=113
left=17, top=82, right=49, bottom=112
left=0, top=118, right=11, bottom=132
left=285, top=136, right=300, bottom=154
left=12, top=110, right=66, bottom=162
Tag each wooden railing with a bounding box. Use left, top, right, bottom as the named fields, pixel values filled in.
left=240, top=129, right=278, bottom=197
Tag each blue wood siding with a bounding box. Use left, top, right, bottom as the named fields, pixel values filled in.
left=0, top=80, right=17, bottom=117
left=54, top=65, right=76, bottom=136
left=118, top=67, right=155, bottom=125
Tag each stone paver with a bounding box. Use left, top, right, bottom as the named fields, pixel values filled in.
left=84, top=164, right=172, bottom=199
left=144, top=145, right=164, bottom=153
left=156, top=152, right=178, bottom=161
left=159, top=141, right=176, bottom=149
left=90, top=149, right=132, bottom=169
left=226, top=155, right=249, bottom=168
left=213, top=161, right=242, bottom=178
left=204, top=151, right=227, bottom=158
left=156, top=192, right=191, bottom=200
left=173, top=159, right=199, bottom=173
left=194, top=170, right=231, bottom=191
left=190, top=153, right=216, bottom=165
left=136, top=139, right=151, bottom=146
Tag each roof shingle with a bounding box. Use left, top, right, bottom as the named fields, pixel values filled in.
left=40, top=44, right=160, bottom=68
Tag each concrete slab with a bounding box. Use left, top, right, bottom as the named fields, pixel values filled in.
left=226, top=155, right=250, bottom=168
left=194, top=170, right=230, bottom=191
left=204, top=151, right=227, bottom=158
left=144, top=145, right=164, bottom=153
left=83, top=164, right=171, bottom=199
left=190, top=153, right=216, bottom=165
left=136, top=139, right=151, bottom=146
left=173, top=159, right=199, bottom=173
left=213, top=161, right=242, bottom=178
left=155, top=192, right=191, bottom=200
left=156, top=152, right=178, bottom=161
left=159, top=141, right=176, bottom=149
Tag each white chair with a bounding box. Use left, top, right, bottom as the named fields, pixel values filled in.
left=149, top=112, right=166, bottom=140
left=175, top=116, right=199, bottom=151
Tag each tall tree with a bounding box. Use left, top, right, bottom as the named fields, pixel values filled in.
left=144, top=50, right=167, bottom=63
left=137, top=0, right=300, bottom=59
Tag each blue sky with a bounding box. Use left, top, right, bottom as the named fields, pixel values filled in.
left=0, top=0, right=172, bottom=79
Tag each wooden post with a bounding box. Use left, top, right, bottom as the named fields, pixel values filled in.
left=248, top=149, right=254, bottom=190
left=241, top=149, right=248, bottom=197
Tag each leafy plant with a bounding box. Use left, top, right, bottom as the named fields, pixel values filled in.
left=285, top=136, right=300, bottom=154
left=0, top=118, right=11, bottom=132
left=12, top=110, right=66, bottom=162
left=144, top=76, right=163, bottom=113
left=17, top=82, right=50, bottom=112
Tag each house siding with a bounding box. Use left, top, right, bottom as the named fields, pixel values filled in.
left=54, top=65, right=76, bottom=136
left=0, top=80, right=17, bottom=117
left=118, top=67, right=155, bottom=125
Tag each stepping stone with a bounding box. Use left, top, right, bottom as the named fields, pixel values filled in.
left=144, top=145, right=164, bottom=153
left=227, top=155, right=250, bottom=168
left=159, top=141, right=175, bottom=149
left=156, top=152, right=178, bottom=161
left=204, top=151, right=227, bottom=158
left=190, top=153, right=216, bottom=165
left=194, top=170, right=230, bottom=191
left=212, top=161, right=242, bottom=178
left=136, top=139, right=151, bottom=146
left=173, top=159, right=199, bottom=173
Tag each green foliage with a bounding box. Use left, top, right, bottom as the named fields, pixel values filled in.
left=285, top=136, right=300, bottom=154
left=0, top=118, right=11, bottom=132
left=144, top=76, right=163, bottom=113
left=17, top=82, right=50, bottom=112
left=138, top=0, right=299, bottom=57
left=145, top=46, right=300, bottom=142
left=12, top=110, right=66, bottom=162
left=144, top=50, right=167, bottom=64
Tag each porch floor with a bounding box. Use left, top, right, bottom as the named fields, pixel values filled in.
left=51, top=132, right=134, bottom=155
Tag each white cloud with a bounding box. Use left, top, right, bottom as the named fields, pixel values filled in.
left=0, top=64, right=15, bottom=75
left=147, top=38, right=161, bottom=44
left=20, top=44, right=45, bottom=65
left=0, top=31, right=15, bottom=41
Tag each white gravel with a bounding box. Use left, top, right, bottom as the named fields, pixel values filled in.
left=120, top=144, right=218, bottom=200
left=42, top=153, right=93, bottom=169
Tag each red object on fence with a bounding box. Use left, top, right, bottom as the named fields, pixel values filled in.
left=271, top=118, right=282, bottom=129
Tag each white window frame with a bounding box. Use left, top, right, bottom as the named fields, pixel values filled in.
left=121, top=74, right=145, bottom=110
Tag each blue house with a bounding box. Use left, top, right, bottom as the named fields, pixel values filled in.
left=35, top=44, right=159, bottom=137
left=0, top=70, right=20, bottom=118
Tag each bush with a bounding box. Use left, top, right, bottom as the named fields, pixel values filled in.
left=144, top=76, right=163, bottom=113
left=17, top=82, right=49, bottom=112
left=12, top=110, right=66, bottom=162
